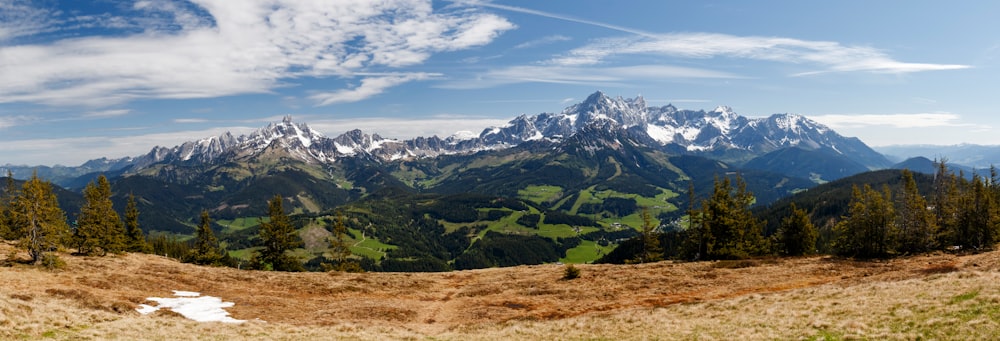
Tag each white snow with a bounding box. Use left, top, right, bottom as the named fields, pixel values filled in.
left=137, top=290, right=246, bottom=324
left=645, top=125, right=675, bottom=144
left=333, top=142, right=356, bottom=155
left=449, top=130, right=479, bottom=141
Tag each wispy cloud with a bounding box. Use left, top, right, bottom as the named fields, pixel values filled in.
left=552, top=33, right=971, bottom=75
left=0, top=0, right=56, bottom=42
left=514, top=35, right=571, bottom=49
left=309, top=116, right=509, bottom=139
left=456, top=0, right=655, bottom=38
left=463, top=1, right=969, bottom=76
left=439, top=64, right=739, bottom=89
left=810, top=112, right=974, bottom=128
left=0, top=1, right=515, bottom=107
left=310, top=73, right=439, bottom=106
left=83, top=109, right=131, bottom=118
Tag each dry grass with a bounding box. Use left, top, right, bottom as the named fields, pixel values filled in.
left=1, top=241, right=999, bottom=340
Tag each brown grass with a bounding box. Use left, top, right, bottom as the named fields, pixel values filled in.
left=2, top=242, right=1000, bottom=340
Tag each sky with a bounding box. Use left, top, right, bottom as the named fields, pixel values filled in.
left=1, top=0, right=998, bottom=166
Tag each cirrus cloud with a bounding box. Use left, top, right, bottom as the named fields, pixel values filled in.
left=0, top=0, right=515, bottom=108
left=810, top=112, right=972, bottom=128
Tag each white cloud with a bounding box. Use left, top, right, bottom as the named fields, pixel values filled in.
left=0, top=0, right=56, bottom=42
left=0, top=0, right=515, bottom=107
left=84, top=109, right=131, bottom=118
left=309, top=73, right=438, bottom=105
left=810, top=112, right=972, bottom=128
left=514, top=35, right=571, bottom=49
left=309, top=116, right=509, bottom=139
left=552, top=33, right=970, bottom=74
left=439, top=64, right=739, bottom=89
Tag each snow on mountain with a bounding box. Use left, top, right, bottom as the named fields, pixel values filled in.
left=117, top=91, right=889, bottom=172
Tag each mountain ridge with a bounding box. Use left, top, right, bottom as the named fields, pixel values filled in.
left=4, top=91, right=890, bottom=187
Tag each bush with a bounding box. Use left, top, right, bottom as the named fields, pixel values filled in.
left=41, top=253, right=66, bottom=270
left=562, top=264, right=581, bottom=280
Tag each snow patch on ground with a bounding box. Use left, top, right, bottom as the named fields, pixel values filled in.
left=137, top=290, right=246, bottom=323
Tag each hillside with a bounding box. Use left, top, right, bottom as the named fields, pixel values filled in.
left=3, top=242, right=1000, bottom=340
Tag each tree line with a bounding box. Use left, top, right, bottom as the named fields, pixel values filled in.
left=1, top=172, right=358, bottom=272
left=606, top=162, right=1000, bottom=263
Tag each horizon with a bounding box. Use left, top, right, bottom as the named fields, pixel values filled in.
left=3, top=1, right=998, bottom=166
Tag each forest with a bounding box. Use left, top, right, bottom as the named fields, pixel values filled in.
left=2, top=160, right=999, bottom=272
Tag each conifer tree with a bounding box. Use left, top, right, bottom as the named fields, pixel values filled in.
left=324, top=212, right=362, bottom=272
left=11, top=172, right=70, bottom=265
left=776, top=203, right=817, bottom=256
left=954, top=174, right=998, bottom=250
left=256, top=195, right=303, bottom=271
left=931, top=160, right=960, bottom=247
left=699, top=175, right=767, bottom=260
left=629, top=207, right=663, bottom=263
left=188, top=210, right=223, bottom=265
left=681, top=182, right=711, bottom=260
left=834, top=184, right=897, bottom=258
left=74, top=175, right=126, bottom=255
left=124, top=193, right=150, bottom=253
left=896, top=169, right=937, bottom=253
left=0, top=170, right=16, bottom=240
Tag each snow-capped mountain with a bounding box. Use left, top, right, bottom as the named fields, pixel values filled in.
left=99, top=91, right=890, bottom=177
left=472, top=91, right=889, bottom=167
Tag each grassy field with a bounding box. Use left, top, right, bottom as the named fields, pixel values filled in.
left=6, top=242, right=1000, bottom=340
left=560, top=239, right=617, bottom=263
left=517, top=184, right=564, bottom=205
left=216, top=217, right=265, bottom=234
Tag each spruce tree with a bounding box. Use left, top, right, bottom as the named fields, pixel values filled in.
left=775, top=203, right=817, bottom=256
left=74, top=175, right=126, bottom=255
left=188, top=210, right=223, bottom=265
left=10, top=172, right=70, bottom=265
left=699, top=175, right=767, bottom=260
left=834, top=184, right=897, bottom=258
left=124, top=193, right=150, bottom=253
left=0, top=171, right=15, bottom=240
left=324, top=212, right=362, bottom=272
left=256, top=195, right=303, bottom=271
left=931, top=160, right=960, bottom=247
left=681, top=181, right=711, bottom=260
left=896, top=169, right=936, bottom=253
left=954, top=174, right=998, bottom=250
left=628, top=207, right=663, bottom=263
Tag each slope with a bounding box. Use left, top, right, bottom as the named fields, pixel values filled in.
left=3, top=242, right=999, bottom=340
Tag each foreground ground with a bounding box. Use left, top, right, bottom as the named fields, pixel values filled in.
left=2, top=242, right=999, bottom=340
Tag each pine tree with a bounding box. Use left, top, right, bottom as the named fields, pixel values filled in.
left=896, top=169, right=937, bottom=253
left=74, top=175, right=126, bottom=255
left=628, top=207, right=662, bottom=263
left=931, top=160, right=960, bottom=248
left=256, top=195, right=303, bottom=271
left=0, top=170, right=16, bottom=240
left=954, top=174, right=998, bottom=250
left=681, top=181, right=711, bottom=260
left=323, top=212, right=362, bottom=272
left=124, top=193, right=150, bottom=253
left=834, top=184, right=897, bottom=258
left=188, top=210, right=223, bottom=265
left=10, top=172, right=70, bottom=265
left=775, top=203, right=817, bottom=256
left=699, top=175, right=767, bottom=260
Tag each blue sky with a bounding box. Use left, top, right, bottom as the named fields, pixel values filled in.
left=1, top=0, right=997, bottom=166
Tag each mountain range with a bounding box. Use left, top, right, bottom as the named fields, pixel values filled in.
left=4, top=91, right=892, bottom=186
left=0, top=90, right=972, bottom=269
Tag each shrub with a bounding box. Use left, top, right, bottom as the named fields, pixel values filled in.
left=562, top=264, right=581, bottom=280
left=41, top=253, right=66, bottom=270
